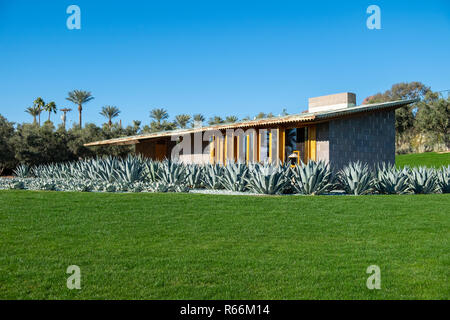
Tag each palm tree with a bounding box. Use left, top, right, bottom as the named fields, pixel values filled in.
left=25, top=106, right=40, bottom=125
left=44, top=101, right=57, bottom=122
left=175, top=114, right=191, bottom=129
left=150, top=108, right=169, bottom=124
left=60, top=108, right=72, bottom=129
left=100, top=106, right=121, bottom=128
left=33, top=97, right=45, bottom=126
left=225, top=116, right=238, bottom=123
left=191, top=113, right=205, bottom=127
left=66, top=90, right=94, bottom=128
left=208, top=116, right=225, bottom=125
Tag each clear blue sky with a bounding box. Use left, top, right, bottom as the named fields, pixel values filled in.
left=1, top=0, right=449, bottom=127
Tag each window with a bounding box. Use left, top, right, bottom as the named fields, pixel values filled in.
left=296, top=127, right=307, bottom=143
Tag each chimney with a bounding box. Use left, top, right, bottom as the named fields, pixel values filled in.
left=308, top=92, right=356, bottom=113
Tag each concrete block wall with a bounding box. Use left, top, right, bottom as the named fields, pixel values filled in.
left=328, top=110, right=396, bottom=170
left=316, top=122, right=330, bottom=162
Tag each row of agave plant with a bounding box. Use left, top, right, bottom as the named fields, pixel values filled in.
left=2, top=156, right=449, bottom=195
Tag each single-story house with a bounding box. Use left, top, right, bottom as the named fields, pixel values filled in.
left=85, top=92, right=417, bottom=170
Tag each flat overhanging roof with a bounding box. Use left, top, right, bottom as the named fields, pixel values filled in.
left=84, top=99, right=418, bottom=147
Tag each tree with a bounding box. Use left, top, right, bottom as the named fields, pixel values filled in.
left=11, top=122, right=73, bottom=166
left=208, top=116, right=224, bottom=125
left=33, top=97, right=45, bottom=126
left=416, top=94, right=450, bottom=149
left=175, top=114, right=191, bottom=129
left=25, top=106, right=40, bottom=125
left=66, top=90, right=94, bottom=128
left=225, top=116, right=238, bottom=123
left=100, top=106, right=121, bottom=128
left=0, top=114, right=16, bottom=173
left=254, top=112, right=274, bottom=120
left=363, top=82, right=431, bottom=135
left=149, top=108, right=169, bottom=132
left=150, top=108, right=169, bottom=123
left=132, top=120, right=141, bottom=134
left=60, top=108, right=72, bottom=130
left=191, top=114, right=205, bottom=127
left=44, top=101, right=57, bottom=122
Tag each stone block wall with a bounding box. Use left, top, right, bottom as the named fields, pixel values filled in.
left=316, top=122, right=330, bottom=162
left=328, top=110, right=396, bottom=170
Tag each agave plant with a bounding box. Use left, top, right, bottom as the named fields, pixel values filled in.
left=11, top=180, right=25, bottom=190
left=145, top=181, right=170, bottom=193
left=144, top=159, right=161, bottom=182
left=290, top=160, right=332, bottom=195
left=185, top=164, right=204, bottom=188
left=114, top=155, right=145, bottom=183
left=246, top=162, right=288, bottom=195
left=219, top=162, right=249, bottom=191
left=407, top=166, right=440, bottom=194
left=437, top=165, right=450, bottom=193
left=373, top=163, right=410, bottom=194
left=157, top=160, right=187, bottom=185
left=337, top=161, right=374, bottom=195
left=202, top=164, right=224, bottom=190
left=13, top=164, right=32, bottom=178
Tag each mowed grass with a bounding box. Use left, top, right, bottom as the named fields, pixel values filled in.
left=0, top=191, right=448, bottom=300
left=396, top=152, right=450, bottom=168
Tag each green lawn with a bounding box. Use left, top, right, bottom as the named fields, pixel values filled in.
left=396, top=152, right=450, bottom=168
left=0, top=190, right=448, bottom=299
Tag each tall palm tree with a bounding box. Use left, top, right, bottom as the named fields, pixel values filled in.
left=25, top=106, right=40, bottom=125
left=33, top=97, right=45, bottom=126
left=44, top=101, right=57, bottom=122
left=191, top=113, right=205, bottom=127
left=175, top=114, right=191, bottom=129
left=66, top=90, right=94, bottom=128
left=100, top=105, right=121, bottom=128
left=150, top=108, right=169, bottom=125
left=60, top=108, right=72, bottom=129
left=208, top=116, right=224, bottom=125
left=225, top=116, right=238, bottom=123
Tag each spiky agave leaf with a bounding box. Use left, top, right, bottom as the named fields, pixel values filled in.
left=337, top=161, right=374, bottom=195
left=202, top=164, right=224, bottom=190
left=407, top=166, right=441, bottom=194
left=437, top=165, right=450, bottom=193
left=157, top=160, right=187, bottom=185
left=144, top=159, right=161, bottom=182
left=219, top=161, right=249, bottom=191
left=373, top=162, right=410, bottom=194
left=13, top=164, right=32, bottom=178
left=114, top=155, right=145, bottom=183
left=245, top=162, right=288, bottom=195
left=290, top=160, right=332, bottom=195
left=185, top=164, right=204, bottom=188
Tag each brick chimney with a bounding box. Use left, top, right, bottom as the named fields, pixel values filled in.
left=308, top=92, right=356, bottom=113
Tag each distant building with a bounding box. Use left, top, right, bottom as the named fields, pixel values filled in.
left=85, top=93, right=417, bottom=170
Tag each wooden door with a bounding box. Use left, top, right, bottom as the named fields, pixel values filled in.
left=306, top=126, right=316, bottom=162
left=155, top=141, right=166, bottom=161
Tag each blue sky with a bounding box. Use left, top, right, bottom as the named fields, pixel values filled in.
left=0, top=0, right=449, bottom=127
